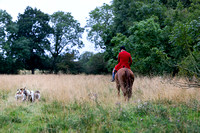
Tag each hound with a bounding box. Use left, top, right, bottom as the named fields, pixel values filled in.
left=22, top=88, right=35, bottom=102
left=15, top=88, right=24, bottom=100
left=15, top=87, right=34, bottom=102
left=34, top=90, right=41, bottom=101
left=15, top=87, right=41, bottom=102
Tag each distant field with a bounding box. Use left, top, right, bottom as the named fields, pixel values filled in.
left=0, top=75, right=199, bottom=132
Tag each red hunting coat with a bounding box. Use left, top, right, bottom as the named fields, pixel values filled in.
left=114, top=51, right=132, bottom=71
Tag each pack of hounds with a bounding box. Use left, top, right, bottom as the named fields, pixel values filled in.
left=15, top=87, right=40, bottom=102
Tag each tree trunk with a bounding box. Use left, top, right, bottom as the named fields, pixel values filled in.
left=52, top=55, right=58, bottom=74
left=31, top=69, right=35, bottom=74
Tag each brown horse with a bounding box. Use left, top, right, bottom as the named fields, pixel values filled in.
left=115, top=68, right=134, bottom=101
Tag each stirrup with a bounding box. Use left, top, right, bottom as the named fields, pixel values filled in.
left=111, top=79, right=115, bottom=82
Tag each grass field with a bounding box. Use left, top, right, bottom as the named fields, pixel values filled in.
left=0, top=74, right=199, bottom=132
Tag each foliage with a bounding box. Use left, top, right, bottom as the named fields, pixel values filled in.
left=78, top=52, right=108, bottom=74
left=108, top=17, right=171, bottom=75
left=169, top=19, right=200, bottom=77
left=15, top=6, right=52, bottom=74
left=178, top=51, right=200, bottom=78
left=85, top=0, right=200, bottom=78
left=0, top=10, right=19, bottom=73
left=112, top=0, right=166, bottom=34
left=0, top=7, right=86, bottom=74
left=85, top=53, right=108, bottom=74
left=56, top=52, right=82, bottom=74
left=0, top=9, right=12, bottom=47
left=48, top=11, right=84, bottom=73
left=86, top=3, right=114, bottom=49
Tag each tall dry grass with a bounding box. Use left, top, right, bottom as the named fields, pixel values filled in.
left=0, top=74, right=199, bottom=106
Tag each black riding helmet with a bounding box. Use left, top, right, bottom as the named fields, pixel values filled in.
left=120, top=46, right=126, bottom=51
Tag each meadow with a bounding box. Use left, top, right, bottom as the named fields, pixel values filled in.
left=0, top=74, right=199, bottom=132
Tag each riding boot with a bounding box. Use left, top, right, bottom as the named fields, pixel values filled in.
left=111, top=70, right=117, bottom=82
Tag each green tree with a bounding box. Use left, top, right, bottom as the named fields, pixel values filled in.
left=178, top=51, right=200, bottom=78
left=56, top=51, right=82, bottom=74
left=48, top=11, right=84, bottom=73
left=86, top=0, right=167, bottom=64
left=0, top=9, right=20, bottom=74
left=86, top=3, right=114, bottom=49
left=86, top=53, right=108, bottom=74
left=188, top=0, right=200, bottom=21
left=0, top=9, right=12, bottom=50
left=79, top=52, right=108, bottom=74
left=170, top=19, right=200, bottom=78
left=85, top=0, right=200, bottom=77
left=111, top=17, right=169, bottom=75
left=16, top=6, right=52, bottom=74
left=112, top=0, right=142, bottom=35
left=78, top=51, right=94, bottom=74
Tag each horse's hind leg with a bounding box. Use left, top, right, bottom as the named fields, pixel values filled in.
left=127, top=81, right=133, bottom=101
left=116, top=81, right=120, bottom=97
left=117, top=85, right=120, bottom=97
left=121, top=85, right=127, bottom=101
left=124, top=93, right=128, bottom=101
left=127, top=88, right=132, bottom=101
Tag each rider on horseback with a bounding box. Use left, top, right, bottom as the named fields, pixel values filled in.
left=111, top=46, right=132, bottom=82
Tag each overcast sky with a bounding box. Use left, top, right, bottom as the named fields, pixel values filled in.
left=0, top=0, right=111, bottom=54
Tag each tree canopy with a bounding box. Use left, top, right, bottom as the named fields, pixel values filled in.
left=85, top=0, right=200, bottom=79
left=48, top=11, right=84, bottom=73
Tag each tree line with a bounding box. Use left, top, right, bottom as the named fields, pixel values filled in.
left=86, top=0, right=200, bottom=78
left=0, top=0, right=200, bottom=78
left=0, top=6, right=108, bottom=74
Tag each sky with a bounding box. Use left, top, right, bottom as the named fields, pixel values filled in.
left=0, top=0, right=112, bottom=54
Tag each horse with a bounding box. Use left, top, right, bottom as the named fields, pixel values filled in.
left=115, top=68, right=134, bottom=101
